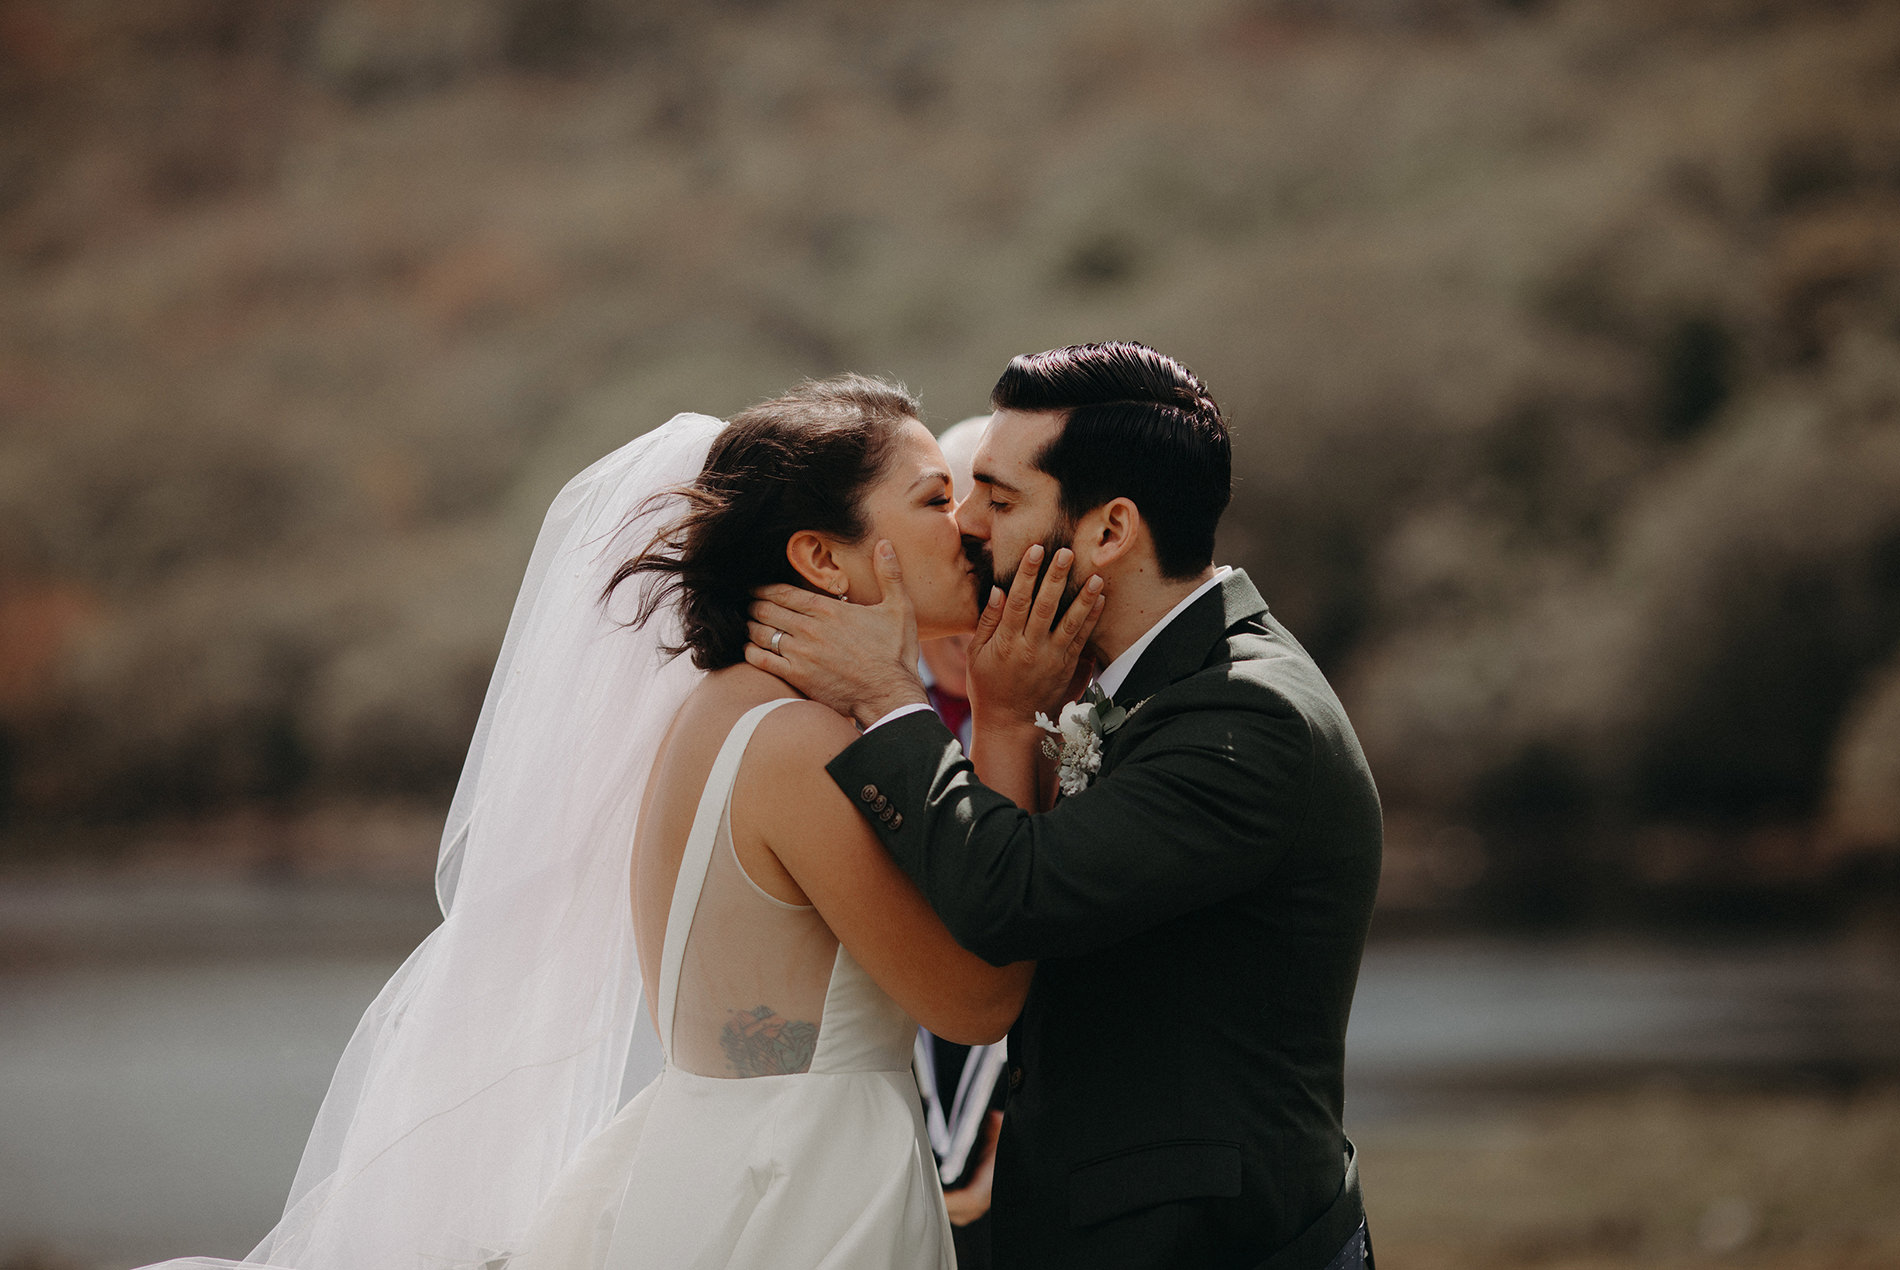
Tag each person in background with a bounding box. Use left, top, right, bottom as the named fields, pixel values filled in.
left=916, top=414, right=1006, bottom=1269
left=917, top=416, right=984, bottom=750
left=919, top=630, right=971, bottom=749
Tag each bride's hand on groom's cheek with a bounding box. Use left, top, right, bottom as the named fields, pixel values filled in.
left=966, top=544, right=1105, bottom=729
left=745, top=541, right=928, bottom=728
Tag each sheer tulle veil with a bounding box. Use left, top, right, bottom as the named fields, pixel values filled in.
left=146, top=412, right=725, bottom=1270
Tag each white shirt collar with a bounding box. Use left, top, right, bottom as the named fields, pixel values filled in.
left=1094, top=566, right=1230, bottom=701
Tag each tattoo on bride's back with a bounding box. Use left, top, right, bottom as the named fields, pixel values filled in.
left=721, top=1005, right=820, bottom=1076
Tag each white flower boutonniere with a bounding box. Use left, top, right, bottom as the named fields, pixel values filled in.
left=1034, top=684, right=1144, bottom=796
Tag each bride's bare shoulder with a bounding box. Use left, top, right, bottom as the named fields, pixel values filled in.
left=751, top=696, right=859, bottom=767
left=668, top=665, right=854, bottom=763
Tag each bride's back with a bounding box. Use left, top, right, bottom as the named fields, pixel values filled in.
left=633, top=668, right=841, bottom=1077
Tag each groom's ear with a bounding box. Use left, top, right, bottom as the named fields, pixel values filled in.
left=1085, top=497, right=1142, bottom=569
left=785, top=529, right=850, bottom=595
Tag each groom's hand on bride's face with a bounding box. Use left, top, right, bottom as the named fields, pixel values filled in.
left=966, top=544, right=1105, bottom=729
left=745, top=541, right=929, bottom=729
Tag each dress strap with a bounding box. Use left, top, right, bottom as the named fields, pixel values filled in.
left=656, top=697, right=802, bottom=1058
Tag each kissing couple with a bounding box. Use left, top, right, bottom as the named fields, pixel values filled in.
left=148, top=342, right=1381, bottom=1270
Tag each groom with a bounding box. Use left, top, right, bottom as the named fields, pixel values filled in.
left=749, top=343, right=1381, bottom=1269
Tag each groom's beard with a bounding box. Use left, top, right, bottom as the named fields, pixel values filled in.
left=964, top=519, right=1081, bottom=626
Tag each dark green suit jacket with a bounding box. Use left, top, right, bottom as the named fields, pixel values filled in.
left=828, top=570, right=1382, bottom=1269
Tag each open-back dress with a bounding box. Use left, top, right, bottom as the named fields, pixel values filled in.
left=510, top=698, right=956, bottom=1270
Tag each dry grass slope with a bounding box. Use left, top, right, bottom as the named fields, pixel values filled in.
left=2, top=0, right=1898, bottom=898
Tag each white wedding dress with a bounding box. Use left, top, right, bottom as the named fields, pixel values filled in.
left=141, top=417, right=952, bottom=1270
left=511, top=697, right=955, bottom=1270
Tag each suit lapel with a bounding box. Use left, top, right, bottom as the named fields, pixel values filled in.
left=1098, top=570, right=1270, bottom=772
left=1110, top=570, right=1270, bottom=707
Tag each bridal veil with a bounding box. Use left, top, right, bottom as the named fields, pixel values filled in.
left=148, top=412, right=724, bottom=1270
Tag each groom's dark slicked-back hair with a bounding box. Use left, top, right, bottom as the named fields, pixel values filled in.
left=991, top=342, right=1231, bottom=580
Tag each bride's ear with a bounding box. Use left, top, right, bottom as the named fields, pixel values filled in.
left=785, top=530, right=853, bottom=597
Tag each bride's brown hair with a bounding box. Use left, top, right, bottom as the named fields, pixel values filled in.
left=610, top=373, right=921, bottom=669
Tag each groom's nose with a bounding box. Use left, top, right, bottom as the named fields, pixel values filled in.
left=952, top=496, right=987, bottom=540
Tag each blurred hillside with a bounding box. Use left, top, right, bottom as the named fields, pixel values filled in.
left=2, top=0, right=1898, bottom=917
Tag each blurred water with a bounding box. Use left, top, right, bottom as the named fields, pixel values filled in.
left=0, top=880, right=441, bottom=1268
left=0, top=954, right=400, bottom=1266
left=2, top=881, right=1897, bottom=1267
left=1345, top=938, right=1900, bottom=1122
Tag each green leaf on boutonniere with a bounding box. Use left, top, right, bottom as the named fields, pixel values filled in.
left=1079, top=683, right=1144, bottom=739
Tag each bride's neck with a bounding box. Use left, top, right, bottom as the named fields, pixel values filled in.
left=708, top=660, right=807, bottom=700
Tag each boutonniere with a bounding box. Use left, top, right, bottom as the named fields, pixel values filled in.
left=1034, top=684, right=1145, bottom=796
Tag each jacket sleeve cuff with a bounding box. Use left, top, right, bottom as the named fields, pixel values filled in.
left=864, top=701, right=936, bottom=733
left=827, top=709, right=960, bottom=848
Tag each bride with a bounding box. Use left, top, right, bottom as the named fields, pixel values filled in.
left=147, top=374, right=1097, bottom=1270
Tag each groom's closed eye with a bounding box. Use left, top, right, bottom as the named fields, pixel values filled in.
left=973, top=471, right=1022, bottom=501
